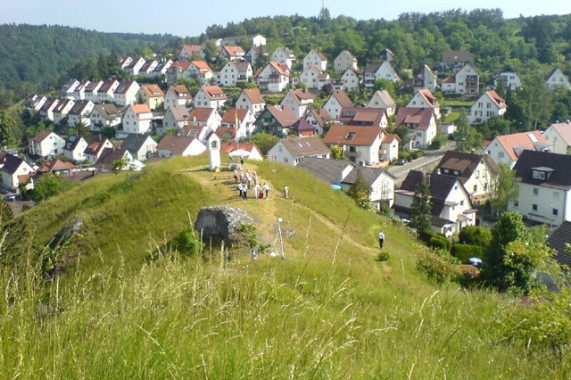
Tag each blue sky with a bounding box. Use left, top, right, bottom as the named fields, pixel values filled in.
left=1, top=0, right=570, bottom=37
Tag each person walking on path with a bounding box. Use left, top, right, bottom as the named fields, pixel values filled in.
left=233, top=168, right=238, bottom=182
left=263, top=183, right=270, bottom=199
left=378, top=230, right=385, bottom=250
left=238, top=182, right=243, bottom=199
left=253, top=170, right=258, bottom=185
left=243, top=183, right=249, bottom=200
left=284, top=185, right=289, bottom=199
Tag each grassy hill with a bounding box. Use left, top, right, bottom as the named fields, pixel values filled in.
left=1, top=156, right=569, bottom=378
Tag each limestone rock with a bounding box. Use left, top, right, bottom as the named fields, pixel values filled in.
left=194, top=206, right=255, bottom=243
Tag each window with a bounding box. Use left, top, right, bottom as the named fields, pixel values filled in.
left=532, top=204, right=538, bottom=211
left=473, top=184, right=478, bottom=192
left=553, top=192, right=560, bottom=200
left=513, top=201, right=519, bottom=207
left=498, top=152, right=504, bottom=158
left=460, top=200, right=464, bottom=206
left=553, top=208, right=559, bottom=216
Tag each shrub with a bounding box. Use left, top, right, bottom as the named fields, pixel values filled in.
left=417, top=248, right=461, bottom=283
left=451, top=244, right=486, bottom=264
left=429, top=236, right=451, bottom=251
left=459, top=225, right=491, bottom=246
left=376, top=251, right=390, bottom=261
left=419, top=229, right=435, bottom=244
left=170, top=227, right=204, bottom=257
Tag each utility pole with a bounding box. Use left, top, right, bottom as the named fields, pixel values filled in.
left=277, top=218, right=285, bottom=261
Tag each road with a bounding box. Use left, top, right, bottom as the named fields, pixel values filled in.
left=386, top=141, right=457, bottom=185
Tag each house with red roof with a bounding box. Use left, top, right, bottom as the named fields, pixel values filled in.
left=543, top=121, right=571, bottom=154
left=37, top=159, right=75, bottom=176
left=468, top=90, right=507, bottom=124
left=395, top=108, right=438, bottom=149
left=236, top=88, right=265, bottom=115
left=194, top=85, right=227, bottom=109
left=254, top=61, right=290, bottom=92
left=221, top=108, right=256, bottom=140
left=484, top=130, right=551, bottom=168
left=122, top=104, right=153, bottom=135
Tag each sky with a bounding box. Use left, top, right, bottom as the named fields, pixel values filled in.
left=1, top=0, right=570, bottom=37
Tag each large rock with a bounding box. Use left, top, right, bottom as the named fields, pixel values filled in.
left=194, top=206, right=255, bottom=243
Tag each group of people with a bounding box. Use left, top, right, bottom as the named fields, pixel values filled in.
left=234, top=168, right=270, bottom=200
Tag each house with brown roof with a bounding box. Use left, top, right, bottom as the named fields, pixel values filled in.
left=441, top=50, right=470, bottom=71
left=267, top=136, right=330, bottom=166
left=254, top=61, right=290, bottom=92
left=39, top=98, right=60, bottom=121
left=218, top=61, right=253, bottom=87
left=508, top=150, right=571, bottom=227
left=162, top=105, right=192, bottom=134
left=156, top=135, right=206, bottom=158
left=84, top=81, right=103, bottom=103
left=434, top=150, right=497, bottom=205
left=413, top=65, right=438, bottom=93
left=367, top=90, right=397, bottom=117
left=94, top=147, right=139, bottom=173
left=1, top=154, right=35, bottom=191
left=395, top=108, right=438, bottom=149
left=113, top=80, right=140, bottom=107
left=323, top=125, right=385, bottom=166
left=334, top=50, right=358, bottom=73
left=122, top=104, right=153, bottom=135
left=67, top=100, right=95, bottom=127
left=324, top=91, right=354, bottom=120
left=221, top=142, right=264, bottom=161
left=303, top=49, right=328, bottom=71
left=280, top=88, right=315, bottom=118
left=236, top=88, right=265, bottom=115
left=394, top=170, right=477, bottom=236
left=52, top=99, right=75, bottom=124
left=289, top=119, right=317, bottom=137
left=364, top=62, right=400, bottom=87
left=381, top=134, right=400, bottom=162
left=188, top=107, right=222, bottom=132
left=406, top=89, right=441, bottom=119
left=543, top=121, right=571, bottom=154
left=255, top=105, right=299, bottom=136
left=37, top=159, right=75, bottom=176
left=271, top=47, right=296, bottom=69
left=138, top=84, right=165, bottom=110
left=338, top=107, right=389, bottom=129
left=123, top=57, right=146, bottom=76
left=164, top=85, right=192, bottom=108
left=96, top=79, right=120, bottom=104
left=194, top=85, right=227, bottom=109
left=221, top=108, right=256, bottom=140
left=305, top=108, right=333, bottom=135
left=468, top=90, right=507, bottom=124
left=484, top=131, right=550, bottom=168
left=89, top=103, right=121, bottom=131
left=29, top=131, right=65, bottom=158
left=299, top=64, right=330, bottom=90
left=84, top=136, right=114, bottom=163
left=340, top=67, right=362, bottom=91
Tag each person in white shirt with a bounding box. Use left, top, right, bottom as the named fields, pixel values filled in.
left=263, top=183, right=270, bottom=199
left=378, top=230, right=385, bottom=250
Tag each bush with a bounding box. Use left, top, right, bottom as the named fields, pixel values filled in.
left=376, top=251, right=390, bottom=261
left=459, top=226, right=491, bottom=246
left=410, top=150, right=424, bottom=159
left=419, top=229, right=435, bottom=244
left=451, top=244, right=486, bottom=264
left=417, top=248, right=461, bottom=283
left=429, top=235, right=451, bottom=251
left=170, top=227, right=204, bottom=257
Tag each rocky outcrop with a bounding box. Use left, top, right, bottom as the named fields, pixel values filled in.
left=49, top=216, right=83, bottom=249
left=194, top=206, right=255, bottom=243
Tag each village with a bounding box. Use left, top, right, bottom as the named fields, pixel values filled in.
left=2, top=33, right=571, bottom=269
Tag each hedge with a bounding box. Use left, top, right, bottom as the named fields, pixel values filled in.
left=429, top=236, right=451, bottom=251
left=451, top=244, right=486, bottom=264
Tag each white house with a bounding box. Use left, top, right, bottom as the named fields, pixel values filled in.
left=29, top=131, right=65, bottom=158
left=96, top=79, right=120, bottom=104
left=508, top=150, right=571, bottom=227
left=71, top=80, right=90, bottom=101
left=156, top=135, right=206, bottom=158
left=254, top=61, right=290, bottom=92
left=63, top=135, right=88, bottom=163
left=217, top=45, right=245, bottom=61
left=484, top=130, right=550, bottom=168
left=187, top=61, right=214, bottom=84
left=299, top=64, right=330, bottom=90
left=89, top=103, right=121, bottom=131
left=244, top=46, right=268, bottom=67
left=324, top=91, right=354, bottom=120
left=442, top=64, right=479, bottom=95
left=546, top=68, right=571, bottom=90
left=267, top=136, right=330, bottom=166
left=164, top=85, right=192, bottom=109
left=67, top=100, right=94, bottom=127
left=121, top=134, right=157, bottom=161
left=194, top=85, right=227, bottom=109
left=221, top=108, right=257, bottom=140
left=468, top=90, right=507, bottom=124
left=280, top=89, right=315, bottom=118
left=364, top=62, right=400, bottom=87
left=124, top=57, right=146, bottom=76
left=271, top=47, right=296, bottom=69
left=84, top=136, right=114, bottom=163
left=305, top=108, right=332, bottom=135
left=113, top=80, right=140, bottom=107
left=323, top=125, right=385, bottom=166
left=406, top=89, right=441, bottom=119
left=340, top=67, right=362, bottom=91
left=221, top=142, right=264, bottom=161
left=93, top=148, right=139, bottom=173
left=162, top=105, right=191, bottom=133
left=122, top=104, right=153, bottom=135
left=218, top=61, right=253, bottom=87
left=494, top=66, right=522, bottom=90
left=394, top=171, right=476, bottom=236
left=84, top=81, right=103, bottom=103
left=395, top=107, right=438, bottom=149
left=367, top=90, right=397, bottom=117
left=52, top=99, right=75, bottom=124
left=188, top=107, right=222, bottom=132
left=543, top=121, right=571, bottom=154
left=413, top=65, right=438, bottom=93
left=236, top=88, right=265, bottom=115
left=1, top=154, right=35, bottom=191
left=334, top=50, right=358, bottom=73
left=303, top=49, right=328, bottom=71
left=39, top=98, right=59, bottom=121
left=381, top=133, right=400, bottom=163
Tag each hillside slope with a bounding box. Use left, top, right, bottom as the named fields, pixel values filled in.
left=2, top=156, right=569, bottom=378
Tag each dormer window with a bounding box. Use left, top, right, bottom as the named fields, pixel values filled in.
left=531, top=167, right=553, bottom=181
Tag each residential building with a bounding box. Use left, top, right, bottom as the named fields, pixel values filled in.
left=164, top=85, right=192, bottom=108
left=406, top=89, right=441, bottom=119
left=84, top=136, right=114, bottom=163
left=546, top=222, right=571, bottom=270
left=221, top=142, right=264, bottom=161
left=52, top=99, right=75, bottom=124
left=122, top=104, right=153, bottom=135
left=323, top=125, right=385, bottom=166
left=508, top=150, right=571, bottom=227
left=121, top=134, right=157, bottom=161
left=413, top=65, right=438, bottom=93
left=218, top=61, right=252, bottom=87
left=113, top=80, right=140, bottom=107
left=442, top=64, right=479, bottom=95
left=256, top=105, right=299, bottom=136
left=271, top=47, right=296, bottom=69
left=89, top=103, right=121, bottom=131
left=236, top=88, right=265, bottom=115
left=138, top=84, right=165, bottom=110
left=280, top=89, right=315, bottom=118
left=367, top=90, right=397, bottom=117
left=543, top=121, right=571, bottom=154
left=395, top=108, right=438, bottom=149
left=1, top=154, right=35, bottom=191
left=333, top=50, right=358, bottom=72
left=254, top=61, right=290, bottom=92
left=217, top=45, right=245, bottom=61
left=63, top=135, right=88, bottom=162
left=468, top=90, right=507, bottom=124
left=484, top=131, right=550, bottom=168
left=340, top=67, right=362, bottom=91
left=29, top=131, right=65, bottom=158
left=289, top=119, right=316, bottom=137
left=67, top=100, right=95, bottom=127
left=323, top=91, right=354, bottom=120
left=221, top=109, right=257, bottom=140
left=364, top=62, right=400, bottom=87
left=94, top=148, right=139, bottom=173
left=194, top=85, right=227, bottom=109
left=267, top=136, right=330, bottom=166
left=96, top=79, right=119, bottom=104
left=299, top=64, right=330, bottom=90
left=84, top=81, right=103, bottom=103
left=546, top=68, right=571, bottom=90
left=177, top=45, right=204, bottom=61
left=379, top=48, right=395, bottom=63
left=338, top=107, right=389, bottom=129
left=156, top=135, right=206, bottom=158
left=303, top=49, right=328, bottom=71
left=162, top=105, right=191, bottom=133
left=123, top=57, right=145, bottom=76
left=381, top=134, right=400, bottom=163
left=305, top=108, right=333, bottom=135
left=188, top=107, right=222, bottom=132
left=441, top=50, right=470, bottom=71
left=39, top=98, right=59, bottom=121
left=216, top=34, right=266, bottom=47
left=494, top=65, right=522, bottom=90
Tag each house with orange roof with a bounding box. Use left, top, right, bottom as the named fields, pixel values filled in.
left=484, top=131, right=551, bottom=168
left=122, top=104, right=153, bottom=135
left=303, top=49, right=328, bottom=71
left=164, top=85, right=192, bottom=108
left=236, top=88, right=265, bottom=115
left=254, top=61, right=290, bottom=92
left=217, top=45, right=245, bottom=61
left=187, top=61, right=214, bottom=84
left=221, top=108, right=256, bottom=140
left=543, top=121, right=571, bottom=154
left=177, top=45, right=204, bottom=61
left=413, top=65, right=438, bottom=93
left=323, top=125, right=385, bottom=166
left=194, top=85, right=227, bottom=109
left=280, top=88, right=315, bottom=118
left=468, top=90, right=507, bottom=124
left=395, top=108, right=438, bottom=149
left=324, top=91, right=354, bottom=120
left=138, top=84, right=165, bottom=110
left=218, top=61, right=253, bottom=87
left=406, top=89, right=441, bottom=119
left=37, top=159, right=75, bottom=176
left=29, top=130, right=65, bottom=158
left=367, top=90, right=397, bottom=117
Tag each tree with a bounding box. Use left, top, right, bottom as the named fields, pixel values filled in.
left=481, top=211, right=552, bottom=294
left=112, top=158, right=127, bottom=173
left=459, top=225, right=492, bottom=246
left=455, top=109, right=482, bottom=151
left=0, top=109, right=19, bottom=147
left=347, top=170, right=369, bottom=200
left=409, top=178, right=431, bottom=233
left=491, top=164, right=518, bottom=213
left=250, top=133, right=279, bottom=156
left=28, top=175, right=72, bottom=202
left=203, top=40, right=218, bottom=62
